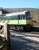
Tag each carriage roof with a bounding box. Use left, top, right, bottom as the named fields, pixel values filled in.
left=6, top=11, right=27, bottom=17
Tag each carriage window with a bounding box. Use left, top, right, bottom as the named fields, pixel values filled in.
left=0, top=15, right=18, bottom=20
left=18, top=15, right=26, bottom=20
left=21, top=15, right=26, bottom=19
left=18, top=15, right=20, bottom=19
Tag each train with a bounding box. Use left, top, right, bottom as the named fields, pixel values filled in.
left=0, top=11, right=32, bottom=32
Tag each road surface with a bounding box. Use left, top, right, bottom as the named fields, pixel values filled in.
left=10, top=31, right=39, bottom=50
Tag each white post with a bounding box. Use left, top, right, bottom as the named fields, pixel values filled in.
left=3, top=23, right=7, bottom=40
left=0, top=23, right=8, bottom=40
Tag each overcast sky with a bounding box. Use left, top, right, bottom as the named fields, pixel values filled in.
left=0, top=0, right=39, bottom=8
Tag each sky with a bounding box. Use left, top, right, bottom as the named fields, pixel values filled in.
left=0, top=0, right=39, bottom=8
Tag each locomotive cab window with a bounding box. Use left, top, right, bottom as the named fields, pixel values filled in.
left=25, top=11, right=32, bottom=19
